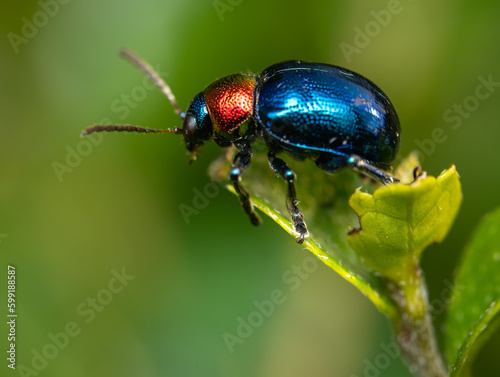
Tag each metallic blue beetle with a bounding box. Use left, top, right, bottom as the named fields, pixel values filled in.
left=83, top=50, right=401, bottom=243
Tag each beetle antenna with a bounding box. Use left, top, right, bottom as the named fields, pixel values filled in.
left=120, top=48, right=185, bottom=119
left=81, top=125, right=182, bottom=137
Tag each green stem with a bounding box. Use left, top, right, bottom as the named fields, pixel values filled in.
left=387, top=261, right=448, bottom=377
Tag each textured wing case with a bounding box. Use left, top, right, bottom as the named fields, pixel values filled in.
left=255, top=61, right=400, bottom=166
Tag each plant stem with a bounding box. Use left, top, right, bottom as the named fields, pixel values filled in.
left=387, top=262, right=448, bottom=377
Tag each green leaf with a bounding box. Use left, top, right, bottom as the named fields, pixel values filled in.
left=226, top=183, right=397, bottom=318
left=219, top=149, right=460, bottom=319
left=348, top=165, right=462, bottom=281
left=445, top=207, right=500, bottom=376
left=219, top=145, right=398, bottom=317
left=218, top=142, right=463, bottom=377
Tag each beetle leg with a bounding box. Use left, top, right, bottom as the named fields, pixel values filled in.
left=346, top=155, right=399, bottom=185
left=268, top=153, right=309, bottom=244
left=230, top=147, right=262, bottom=226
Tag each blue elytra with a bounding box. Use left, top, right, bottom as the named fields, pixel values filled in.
left=255, top=61, right=400, bottom=177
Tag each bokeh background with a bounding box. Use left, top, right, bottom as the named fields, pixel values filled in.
left=1, top=0, right=499, bottom=376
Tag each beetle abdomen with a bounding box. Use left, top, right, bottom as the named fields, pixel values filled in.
left=255, top=61, right=400, bottom=167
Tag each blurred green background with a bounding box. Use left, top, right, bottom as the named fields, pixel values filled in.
left=1, top=0, right=499, bottom=376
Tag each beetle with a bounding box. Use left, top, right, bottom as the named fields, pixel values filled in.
left=83, top=49, right=401, bottom=244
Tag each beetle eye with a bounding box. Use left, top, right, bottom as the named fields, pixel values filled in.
left=184, top=114, right=196, bottom=138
